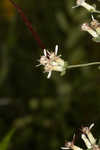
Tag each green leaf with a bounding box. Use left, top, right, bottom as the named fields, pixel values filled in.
left=0, top=128, right=15, bottom=150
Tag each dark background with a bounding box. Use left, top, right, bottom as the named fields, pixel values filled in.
left=0, top=0, right=100, bottom=150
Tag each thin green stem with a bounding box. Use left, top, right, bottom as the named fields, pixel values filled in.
left=67, top=62, right=100, bottom=69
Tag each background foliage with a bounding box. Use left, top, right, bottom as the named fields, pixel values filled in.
left=0, top=0, right=100, bottom=150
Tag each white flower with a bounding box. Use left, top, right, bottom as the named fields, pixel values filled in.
left=73, top=0, right=100, bottom=13
left=81, top=123, right=96, bottom=145
left=90, top=17, right=100, bottom=36
left=81, top=23, right=98, bottom=38
left=81, top=134, right=92, bottom=149
left=38, top=45, right=67, bottom=78
left=61, top=141, right=83, bottom=150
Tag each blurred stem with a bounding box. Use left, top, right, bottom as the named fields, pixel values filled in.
left=0, top=17, right=17, bottom=86
left=67, top=62, right=100, bottom=69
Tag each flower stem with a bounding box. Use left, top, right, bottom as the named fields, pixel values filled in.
left=67, top=62, right=100, bottom=69
left=9, top=0, right=45, bottom=49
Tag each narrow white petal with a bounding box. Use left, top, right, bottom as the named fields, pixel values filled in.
left=61, top=147, right=70, bottom=150
left=89, top=123, right=94, bottom=130
left=81, top=134, right=92, bottom=149
left=55, top=45, right=58, bottom=55
left=36, top=64, right=41, bottom=67
left=44, top=49, right=47, bottom=56
left=72, top=5, right=79, bottom=8
left=91, top=14, right=95, bottom=21
left=47, top=71, right=52, bottom=79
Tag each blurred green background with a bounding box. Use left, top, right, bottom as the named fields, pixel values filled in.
left=0, top=0, right=100, bottom=150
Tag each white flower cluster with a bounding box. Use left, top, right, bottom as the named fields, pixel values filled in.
left=38, top=45, right=67, bottom=78
left=73, top=0, right=100, bottom=41
left=61, top=124, right=100, bottom=150
left=81, top=17, right=100, bottom=41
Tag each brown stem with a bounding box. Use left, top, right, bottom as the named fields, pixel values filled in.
left=9, top=0, right=45, bottom=49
